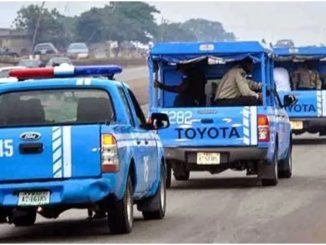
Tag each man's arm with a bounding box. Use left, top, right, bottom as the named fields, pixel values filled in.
left=247, top=79, right=262, bottom=91
left=154, top=80, right=188, bottom=94
left=235, top=73, right=259, bottom=98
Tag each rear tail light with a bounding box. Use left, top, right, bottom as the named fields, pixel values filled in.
left=101, top=134, right=119, bottom=172
left=258, top=115, right=270, bottom=142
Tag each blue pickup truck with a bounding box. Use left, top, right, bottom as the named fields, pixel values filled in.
left=274, top=46, right=326, bottom=135
left=0, top=65, right=169, bottom=234
left=148, top=41, right=295, bottom=187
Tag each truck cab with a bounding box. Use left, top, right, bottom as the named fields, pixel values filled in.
left=148, top=41, right=295, bottom=187
left=0, top=65, right=169, bottom=234
left=274, top=46, right=326, bottom=135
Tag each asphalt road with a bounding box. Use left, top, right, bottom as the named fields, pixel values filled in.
left=1, top=67, right=326, bottom=242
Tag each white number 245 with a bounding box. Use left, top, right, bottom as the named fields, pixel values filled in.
left=0, top=139, right=13, bottom=157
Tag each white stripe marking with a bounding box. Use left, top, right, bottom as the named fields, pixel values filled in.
left=53, top=170, right=62, bottom=178
left=76, top=78, right=84, bottom=85
left=322, top=91, right=326, bottom=117
left=52, top=137, right=62, bottom=152
left=250, top=107, right=258, bottom=145
left=63, top=126, right=72, bottom=178
left=53, top=148, right=62, bottom=163
left=84, top=78, right=92, bottom=85
left=53, top=159, right=62, bottom=174
left=243, top=127, right=249, bottom=137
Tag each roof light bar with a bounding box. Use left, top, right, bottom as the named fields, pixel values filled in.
left=8, top=65, right=122, bottom=80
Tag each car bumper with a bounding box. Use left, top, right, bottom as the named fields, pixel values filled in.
left=0, top=178, right=115, bottom=207
left=290, top=117, right=326, bottom=133
left=165, top=146, right=268, bottom=164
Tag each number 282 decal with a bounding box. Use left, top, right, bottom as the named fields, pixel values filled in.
left=162, top=111, right=193, bottom=125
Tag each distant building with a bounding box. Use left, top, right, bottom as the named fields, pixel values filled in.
left=0, top=28, right=32, bottom=55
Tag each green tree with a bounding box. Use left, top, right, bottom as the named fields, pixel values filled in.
left=155, top=22, right=197, bottom=42
left=76, top=2, right=159, bottom=44
left=182, top=18, right=236, bottom=42
left=13, top=4, right=74, bottom=49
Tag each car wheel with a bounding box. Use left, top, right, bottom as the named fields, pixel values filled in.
left=278, top=145, right=292, bottom=178
left=107, top=176, right=133, bottom=234
left=166, top=161, right=172, bottom=188
left=12, top=209, right=36, bottom=227
left=142, top=164, right=166, bottom=220
left=261, top=146, right=278, bottom=186
left=174, top=169, right=190, bottom=181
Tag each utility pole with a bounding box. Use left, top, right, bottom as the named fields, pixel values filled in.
left=31, top=1, right=45, bottom=51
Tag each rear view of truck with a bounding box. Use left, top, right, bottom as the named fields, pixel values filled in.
left=0, top=66, right=168, bottom=234
left=274, top=46, right=326, bottom=136
left=148, top=42, right=294, bottom=187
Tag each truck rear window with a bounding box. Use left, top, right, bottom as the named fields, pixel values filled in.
left=0, top=89, right=114, bottom=127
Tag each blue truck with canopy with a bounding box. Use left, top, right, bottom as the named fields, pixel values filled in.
left=274, top=46, right=326, bottom=135
left=148, top=41, right=295, bottom=187
left=0, top=65, right=169, bottom=234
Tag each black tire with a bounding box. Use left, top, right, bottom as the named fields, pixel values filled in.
left=107, top=176, right=133, bottom=234
left=278, top=145, right=292, bottom=178
left=166, top=162, right=172, bottom=188
left=142, top=165, right=166, bottom=220
left=12, top=209, right=36, bottom=227
left=174, top=168, right=190, bottom=181
left=261, top=146, right=278, bottom=186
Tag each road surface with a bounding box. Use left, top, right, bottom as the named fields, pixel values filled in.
left=1, top=67, right=326, bottom=242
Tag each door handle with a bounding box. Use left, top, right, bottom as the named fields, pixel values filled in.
left=19, top=143, right=43, bottom=154
left=201, top=118, right=213, bottom=124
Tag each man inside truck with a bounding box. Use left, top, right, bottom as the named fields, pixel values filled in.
left=154, top=63, right=206, bottom=107
left=213, top=57, right=262, bottom=106
left=291, top=61, right=322, bottom=90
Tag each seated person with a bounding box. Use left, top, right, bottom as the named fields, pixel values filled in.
left=274, top=67, right=291, bottom=92
left=213, top=58, right=262, bottom=106
left=292, top=62, right=322, bottom=90
left=154, top=63, right=206, bottom=107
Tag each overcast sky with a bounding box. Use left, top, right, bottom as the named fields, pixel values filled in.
left=0, top=1, right=325, bottom=46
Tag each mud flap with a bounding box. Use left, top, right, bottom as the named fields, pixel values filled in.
left=258, top=161, right=276, bottom=180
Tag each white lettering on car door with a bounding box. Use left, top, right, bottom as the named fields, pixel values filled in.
left=0, top=139, right=13, bottom=157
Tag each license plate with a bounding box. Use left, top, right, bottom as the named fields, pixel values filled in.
left=290, top=121, right=303, bottom=130
left=18, top=191, right=50, bottom=206
left=197, top=152, right=220, bottom=165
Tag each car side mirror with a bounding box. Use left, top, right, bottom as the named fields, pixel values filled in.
left=147, top=113, right=170, bottom=130
left=283, top=94, right=297, bottom=107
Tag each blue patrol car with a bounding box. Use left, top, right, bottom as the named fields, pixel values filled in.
left=0, top=65, right=169, bottom=234
left=274, top=46, right=326, bottom=135
left=148, top=41, right=296, bottom=187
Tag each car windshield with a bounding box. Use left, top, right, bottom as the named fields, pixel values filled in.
left=0, top=89, right=114, bottom=127
left=69, top=43, right=87, bottom=50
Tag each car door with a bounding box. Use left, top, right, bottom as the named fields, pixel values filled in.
left=274, top=91, right=290, bottom=158
left=124, top=87, right=158, bottom=191
left=118, top=87, right=147, bottom=194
